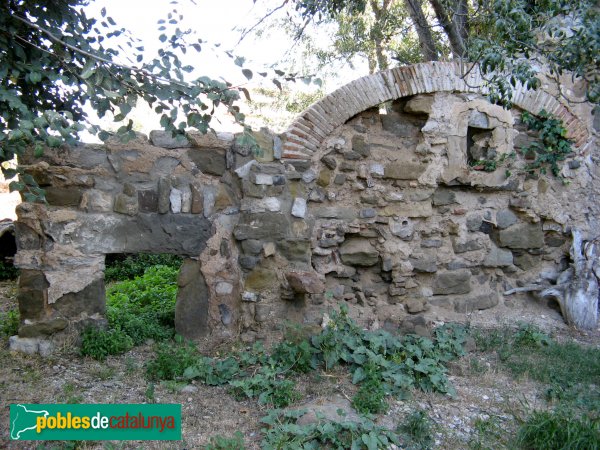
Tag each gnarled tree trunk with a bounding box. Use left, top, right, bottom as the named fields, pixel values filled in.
left=541, top=229, right=599, bottom=330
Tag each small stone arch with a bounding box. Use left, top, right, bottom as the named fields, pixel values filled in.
left=282, top=61, right=590, bottom=161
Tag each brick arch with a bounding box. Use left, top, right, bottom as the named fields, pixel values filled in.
left=282, top=61, right=590, bottom=161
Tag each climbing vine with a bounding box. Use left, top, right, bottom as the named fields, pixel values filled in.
left=520, top=110, right=573, bottom=177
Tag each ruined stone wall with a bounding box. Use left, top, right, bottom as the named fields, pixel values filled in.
left=11, top=62, right=599, bottom=353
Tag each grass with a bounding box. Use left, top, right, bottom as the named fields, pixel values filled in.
left=470, top=323, right=600, bottom=449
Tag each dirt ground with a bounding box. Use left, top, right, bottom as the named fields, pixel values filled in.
left=1, top=279, right=598, bottom=449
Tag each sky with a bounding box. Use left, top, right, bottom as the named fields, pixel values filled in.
left=82, top=0, right=365, bottom=135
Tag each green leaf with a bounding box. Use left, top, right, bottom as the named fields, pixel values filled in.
left=242, top=69, right=253, bottom=80
left=81, top=60, right=96, bottom=79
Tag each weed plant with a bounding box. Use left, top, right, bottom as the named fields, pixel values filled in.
left=81, top=265, right=178, bottom=360
left=104, top=253, right=182, bottom=282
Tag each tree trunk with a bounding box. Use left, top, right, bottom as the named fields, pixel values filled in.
left=403, top=0, right=438, bottom=61
left=429, top=0, right=466, bottom=57
left=541, top=229, right=599, bottom=330
left=370, top=0, right=391, bottom=71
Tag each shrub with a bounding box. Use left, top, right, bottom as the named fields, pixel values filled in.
left=80, top=326, right=134, bottom=361
left=104, top=253, right=182, bottom=282
left=0, top=308, right=19, bottom=337
left=81, top=265, right=179, bottom=360
left=146, top=339, right=199, bottom=381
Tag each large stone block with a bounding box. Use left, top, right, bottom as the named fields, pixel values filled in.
left=54, top=278, right=105, bottom=318
left=187, top=147, right=227, bottom=176
left=286, top=271, right=325, bottom=294
left=483, top=245, right=513, bottom=267
left=432, top=270, right=471, bottom=295
left=339, top=239, right=380, bottom=266
left=234, top=213, right=289, bottom=241
left=380, top=202, right=432, bottom=218
left=384, top=162, right=427, bottom=180
left=44, top=187, right=83, bottom=207
left=313, top=207, right=358, bottom=220
left=175, top=259, right=209, bottom=339
left=432, top=189, right=456, bottom=206
left=498, top=223, right=544, bottom=249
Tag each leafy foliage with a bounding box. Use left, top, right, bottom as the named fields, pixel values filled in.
left=471, top=0, right=599, bottom=104
left=104, top=253, right=182, bottom=282
left=79, top=326, right=134, bottom=361
left=0, top=0, right=254, bottom=200
left=146, top=338, right=199, bottom=381
left=520, top=110, right=573, bottom=177
left=0, top=308, right=19, bottom=338
left=397, top=409, right=435, bottom=450
left=260, top=408, right=401, bottom=450
left=81, top=265, right=178, bottom=359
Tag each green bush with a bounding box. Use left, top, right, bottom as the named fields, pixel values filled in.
left=81, top=265, right=179, bottom=360
left=104, top=253, right=182, bottom=282
left=80, top=326, right=134, bottom=361
left=146, top=339, right=199, bottom=381
left=397, top=409, right=434, bottom=450
left=0, top=308, right=19, bottom=337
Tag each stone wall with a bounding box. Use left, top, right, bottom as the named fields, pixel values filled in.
left=11, top=62, right=599, bottom=353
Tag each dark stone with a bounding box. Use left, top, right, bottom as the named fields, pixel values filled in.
left=344, top=151, right=361, bottom=160
left=339, top=161, right=355, bottom=172
left=19, top=318, right=69, bottom=337
left=339, top=239, right=379, bottom=266
left=432, top=270, right=471, bottom=295
left=359, top=208, right=377, bottom=219
left=273, top=175, right=286, bottom=185
left=175, top=259, right=209, bottom=338
left=496, top=209, right=518, bottom=229
left=245, top=268, right=278, bottom=291
left=384, top=162, right=426, bottom=180
left=545, top=232, right=566, bottom=247
left=453, top=239, right=483, bottom=253
left=466, top=216, right=483, bottom=232
left=187, top=147, right=226, bottom=176
left=313, top=207, right=357, bottom=220
left=234, top=213, right=289, bottom=241
left=410, top=256, right=437, bottom=273
left=479, top=221, right=494, bottom=234
left=18, top=270, right=48, bottom=320
left=381, top=113, right=423, bottom=137
left=239, top=255, right=259, bottom=270
left=99, top=214, right=212, bottom=256
left=334, top=174, right=347, bottom=185
left=44, top=187, right=83, bottom=207
left=54, top=278, right=105, bottom=318
left=138, top=190, right=158, bottom=213
left=219, top=304, right=233, bottom=325
left=287, top=160, right=311, bottom=172
left=454, top=293, right=499, bottom=313
left=568, top=160, right=580, bottom=169
left=421, top=239, right=443, bottom=248
left=158, top=177, right=171, bottom=214
left=321, top=155, right=337, bottom=170
left=286, top=271, right=325, bottom=294
left=15, top=223, right=41, bottom=250
left=433, top=189, right=456, bottom=206
left=241, top=239, right=263, bottom=255
left=499, top=223, right=544, bottom=249
left=352, top=135, right=370, bottom=157
left=278, top=240, right=311, bottom=263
